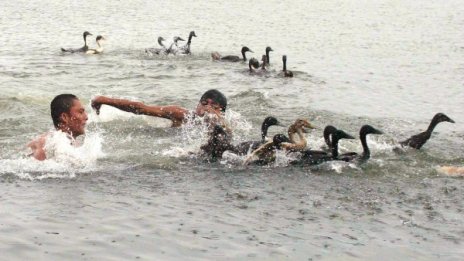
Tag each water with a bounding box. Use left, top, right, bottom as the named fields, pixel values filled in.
left=1, top=0, right=463, bottom=260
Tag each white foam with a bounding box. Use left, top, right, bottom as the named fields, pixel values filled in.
left=0, top=130, right=105, bottom=180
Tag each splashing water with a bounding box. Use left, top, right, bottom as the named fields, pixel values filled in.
left=0, top=130, right=105, bottom=180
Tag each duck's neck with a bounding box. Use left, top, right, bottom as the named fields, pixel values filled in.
left=242, top=51, right=247, bottom=61
left=95, top=41, right=103, bottom=52
left=266, top=50, right=270, bottom=65
left=187, top=34, right=193, bottom=45
left=360, top=133, right=370, bottom=160
left=83, top=35, right=88, bottom=47
left=158, top=39, right=165, bottom=47
left=261, top=125, right=269, bottom=142
left=331, top=138, right=339, bottom=158
left=426, top=118, right=440, bottom=133
left=283, top=59, right=287, bottom=71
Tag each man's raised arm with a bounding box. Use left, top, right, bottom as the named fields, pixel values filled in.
left=91, top=96, right=189, bottom=127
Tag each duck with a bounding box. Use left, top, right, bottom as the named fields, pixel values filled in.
left=292, top=129, right=355, bottom=166
left=278, top=55, right=293, bottom=77
left=166, top=36, right=185, bottom=55
left=85, top=35, right=105, bottom=54
left=211, top=46, right=253, bottom=62
left=145, top=36, right=167, bottom=55
left=200, top=125, right=236, bottom=162
left=338, top=125, right=383, bottom=163
left=233, top=116, right=284, bottom=155
left=248, top=58, right=260, bottom=74
left=178, top=31, right=197, bottom=55
left=244, top=119, right=315, bottom=165
left=399, top=113, right=455, bottom=149
left=264, top=46, right=273, bottom=66
left=61, top=31, right=92, bottom=53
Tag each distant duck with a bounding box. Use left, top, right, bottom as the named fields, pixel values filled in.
left=278, top=55, right=293, bottom=77
left=86, top=35, right=105, bottom=54
left=234, top=116, right=284, bottom=155
left=145, top=36, right=167, bottom=55
left=293, top=129, right=355, bottom=166
left=166, top=36, right=185, bottom=55
left=61, top=31, right=92, bottom=53
left=179, top=31, right=197, bottom=55
left=248, top=58, right=260, bottom=73
left=399, top=113, right=455, bottom=149
left=338, top=125, right=383, bottom=163
left=264, top=46, right=273, bottom=66
left=212, top=46, right=253, bottom=62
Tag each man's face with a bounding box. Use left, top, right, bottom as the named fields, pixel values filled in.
left=195, top=98, right=223, bottom=117
left=61, top=99, right=88, bottom=138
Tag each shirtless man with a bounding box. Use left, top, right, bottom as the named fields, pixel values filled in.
left=91, top=89, right=228, bottom=127
left=28, top=94, right=88, bottom=160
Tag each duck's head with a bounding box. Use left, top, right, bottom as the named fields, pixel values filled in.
left=249, top=58, right=260, bottom=69
left=263, top=116, right=284, bottom=128
left=190, top=31, right=197, bottom=37
left=332, top=129, right=355, bottom=143
left=266, top=46, right=274, bottom=53
left=83, top=31, right=92, bottom=37
left=360, top=125, right=383, bottom=136
left=433, top=113, right=455, bottom=124
left=173, top=36, right=185, bottom=43
left=157, top=36, right=165, bottom=42
left=96, top=35, right=105, bottom=43
left=272, top=134, right=291, bottom=149
left=242, top=46, right=253, bottom=53
left=289, top=119, right=316, bottom=134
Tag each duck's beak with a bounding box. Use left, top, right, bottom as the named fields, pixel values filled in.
left=447, top=117, right=455, bottom=123
left=373, top=129, right=384, bottom=135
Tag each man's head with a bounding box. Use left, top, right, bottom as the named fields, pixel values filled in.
left=50, top=94, right=88, bottom=138
left=196, top=89, right=227, bottom=116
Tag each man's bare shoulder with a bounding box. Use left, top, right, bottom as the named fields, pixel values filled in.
left=27, top=133, right=49, bottom=161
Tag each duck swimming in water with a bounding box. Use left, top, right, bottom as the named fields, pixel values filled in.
left=399, top=113, right=455, bottom=149
left=61, top=31, right=92, bottom=53
left=86, top=35, right=105, bottom=54
left=234, top=116, right=284, bottom=155
left=338, top=125, right=383, bottom=163
left=166, top=36, right=185, bottom=55
left=264, top=46, right=273, bottom=66
left=244, top=119, right=315, bottom=165
left=178, top=31, right=197, bottom=55
left=278, top=55, right=293, bottom=78
left=292, top=129, right=355, bottom=166
left=212, top=46, right=253, bottom=62
left=248, top=58, right=260, bottom=74
left=145, top=36, right=167, bottom=55
left=200, top=125, right=235, bottom=161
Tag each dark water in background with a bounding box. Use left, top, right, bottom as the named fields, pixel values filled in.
left=1, top=0, right=463, bottom=260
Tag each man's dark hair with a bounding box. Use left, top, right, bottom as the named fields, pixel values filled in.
left=200, top=89, right=227, bottom=112
left=50, top=94, right=78, bottom=128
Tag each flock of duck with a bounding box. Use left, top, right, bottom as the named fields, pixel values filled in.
left=60, top=31, right=294, bottom=77
left=202, top=113, right=455, bottom=166
left=60, top=31, right=456, bottom=168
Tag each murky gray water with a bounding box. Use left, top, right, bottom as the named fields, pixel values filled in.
left=1, top=0, right=463, bottom=260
